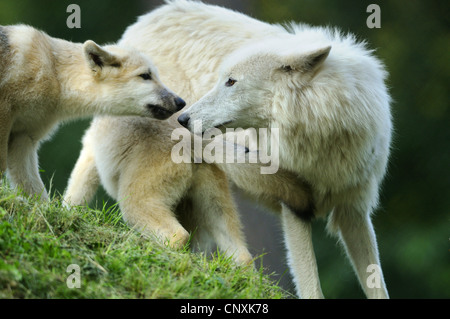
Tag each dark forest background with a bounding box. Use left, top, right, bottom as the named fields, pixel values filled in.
left=0, top=0, right=448, bottom=298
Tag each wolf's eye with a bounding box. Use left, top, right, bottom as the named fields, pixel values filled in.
left=139, top=73, right=152, bottom=81
left=225, top=78, right=237, bottom=87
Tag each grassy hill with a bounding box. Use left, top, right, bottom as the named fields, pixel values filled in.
left=0, top=182, right=289, bottom=299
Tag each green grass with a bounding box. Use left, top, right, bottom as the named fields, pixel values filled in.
left=0, top=182, right=290, bottom=299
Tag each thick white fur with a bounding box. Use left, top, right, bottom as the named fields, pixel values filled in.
left=66, top=0, right=392, bottom=298
left=177, top=1, right=392, bottom=298
left=0, top=24, right=183, bottom=199
left=64, top=115, right=255, bottom=264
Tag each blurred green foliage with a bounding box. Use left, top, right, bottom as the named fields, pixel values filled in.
left=1, top=0, right=448, bottom=298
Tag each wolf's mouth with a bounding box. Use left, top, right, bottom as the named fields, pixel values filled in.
left=147, top=104, right=174, bottom=120
left=213, top=120, right=233, bottom=130
left=200, top=120, right=234, bottom=137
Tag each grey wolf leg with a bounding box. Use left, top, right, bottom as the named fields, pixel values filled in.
left=117, top=163, right=190, bottom=249
left=0, top=104, right=12, bottom=175
left=188, top=165, right=253, bottom=266
left=328, top=206, right=389, bottom=298
left=281, top=204, right=324, bottom=299
left=64, top=142, right=100, bottom=206
left=7, top=133, right=48, bottom=200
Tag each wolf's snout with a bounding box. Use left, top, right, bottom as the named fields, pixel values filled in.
left=174, top=97, right=186, bottom=111
left=178, top=112, right=190, bottom=128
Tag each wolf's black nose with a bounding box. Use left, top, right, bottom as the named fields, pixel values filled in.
left=174, top=97, right=186, bottom=111
left=178, top=112, right=190, bottom=128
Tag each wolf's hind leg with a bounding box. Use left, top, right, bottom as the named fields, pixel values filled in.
left=328, top=205, right=389, bottom=299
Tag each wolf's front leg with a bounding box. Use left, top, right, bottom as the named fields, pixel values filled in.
left=189, top=164, right=253, bottom=266
left=64, top=139, right=100, bottom=207
left=281, top=204, right=324, bottom=299
left=7, top=133, right=48, bottom=200
left=0, top=106, right=12, bottom=176
left=120, top=196, right=190, bottom=250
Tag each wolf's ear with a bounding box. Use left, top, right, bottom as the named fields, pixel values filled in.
left=280, top=46, right=331, bottom=74
left=83, top=40, right=121, bottom=71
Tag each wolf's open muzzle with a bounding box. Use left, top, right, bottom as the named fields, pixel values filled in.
left=148, top=96, right=186, bottom=120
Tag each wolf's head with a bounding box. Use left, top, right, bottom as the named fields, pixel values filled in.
left=177, top=39, right=330, bottom=131
left=83, top=41, right=185, bottom=120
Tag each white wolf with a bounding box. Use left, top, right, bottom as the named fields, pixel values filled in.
left=0, top=24, right=185, bottom=199
left=68, top=0, right=392, bottom=298
left=176, top=2, right=392, bottom=298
